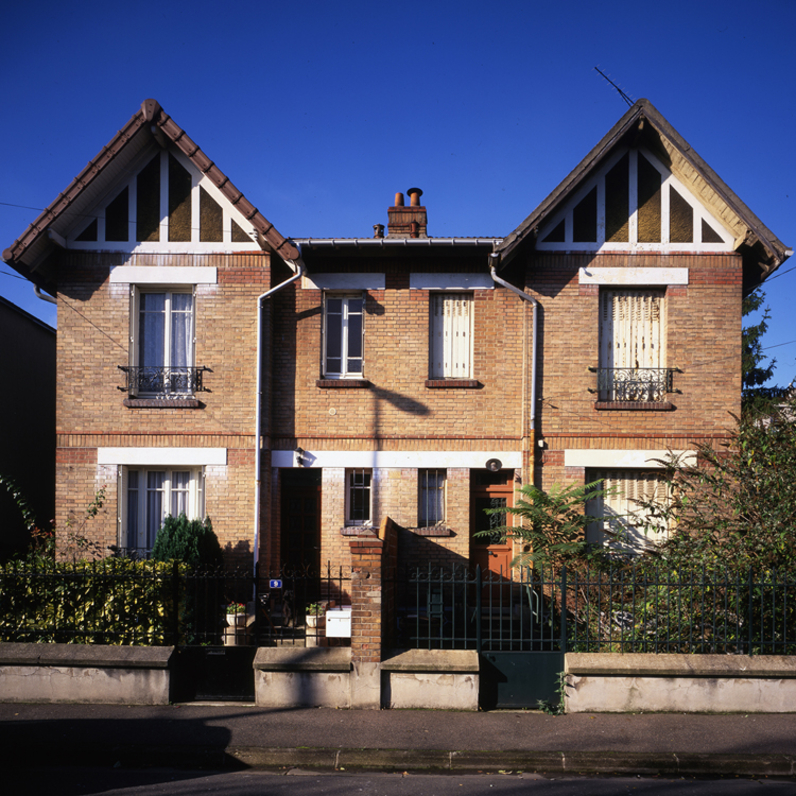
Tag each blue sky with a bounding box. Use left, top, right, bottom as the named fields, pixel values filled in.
left=2, top=0, right=794, bottom=385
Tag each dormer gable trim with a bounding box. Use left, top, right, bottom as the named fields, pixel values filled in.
left=3, top=99, right=298, bottom=288
left=496, top=99, right=789, bottom=292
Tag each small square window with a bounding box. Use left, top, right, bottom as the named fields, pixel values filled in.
left=419, top=469, right=446, bottom=526
left=346, top=468, right=372, bottom=525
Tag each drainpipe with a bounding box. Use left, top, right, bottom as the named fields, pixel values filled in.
left=253, top=249, right=305, bottom=576
left=489, top=252, right=539, bottom=476
left=34, top=286, right=57, bottom=305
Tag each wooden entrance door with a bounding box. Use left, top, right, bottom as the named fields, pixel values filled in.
left=470, top=471, right=514, bottom=577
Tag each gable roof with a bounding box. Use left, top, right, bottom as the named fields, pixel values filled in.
left=3, top=99, right=299, bottom=288
left=495, top=99, right=790, bottom=293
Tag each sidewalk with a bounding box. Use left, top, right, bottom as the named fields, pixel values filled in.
left=1, top=703, right=795, bottom=777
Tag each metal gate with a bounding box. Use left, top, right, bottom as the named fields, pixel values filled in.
left=401, top=565, right=566, bottom=710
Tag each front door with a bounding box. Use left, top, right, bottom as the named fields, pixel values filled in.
left=280, top=469, right=321, bottom=575
left=470, top=470, right=514, bottom=577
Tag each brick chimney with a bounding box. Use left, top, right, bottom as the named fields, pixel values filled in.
left=387, top=188, right=427, bottom=238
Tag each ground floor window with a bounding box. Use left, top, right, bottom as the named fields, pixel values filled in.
left=121, top=466, right=204, bottom=552
left=345, top=468, right=372, bottom=526
left=586, top=469, right=668, bottom=553
left=418, top=468, right=446, bottom=527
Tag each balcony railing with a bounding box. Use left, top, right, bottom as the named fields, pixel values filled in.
left=118, top=365, right=207, bottom=397
left=591, top=367, right=675, bottom=403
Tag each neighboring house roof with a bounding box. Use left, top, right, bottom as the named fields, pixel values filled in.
left=2, top=99, right=299, bottom=288
left=495, top=99, right=791, bottom=294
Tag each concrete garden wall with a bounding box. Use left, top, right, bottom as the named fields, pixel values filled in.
left=565, top=653, right=796, bottom=713
left=0, top=643, right=173, bottom=705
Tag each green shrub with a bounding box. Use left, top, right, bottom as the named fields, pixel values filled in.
left=151, top=514, right=222, bottom=568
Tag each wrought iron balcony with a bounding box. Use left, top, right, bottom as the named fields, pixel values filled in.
left=591, top=367, right=675, bottom=403
left=118, top=365, right=207, bottom=397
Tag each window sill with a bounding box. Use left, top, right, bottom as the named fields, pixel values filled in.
left=340, top=526, right=378, bottom=536
left=594, top=401, right=674, bottom=411
left=425, top=379, right=481, bottom=389
left=410, top=526, right=453, bottom=537
left=124, top=397, right=203, bottom=408
left=317, top=379, right=370, bottom=388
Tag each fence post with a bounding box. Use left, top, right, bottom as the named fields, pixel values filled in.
left=560, top=565, right=568, bottom=652
left=172, top=559, right=180, bottom=647
left=475, top=565, right=482, bottom=654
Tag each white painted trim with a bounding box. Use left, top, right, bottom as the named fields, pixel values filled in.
left=579, top=267, right=688, bottom=286
left=109, top=266, right=218, bottom=284
left=98, top=448, right=227, bottom=466
left=564, top=449, right=696, bottom=469
left=302, top=273, right=386, bottom=290
left=272, top=450, right=522, bottom=469
left=410, top=273, right=494, bottom=290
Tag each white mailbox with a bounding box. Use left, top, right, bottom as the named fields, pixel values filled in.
left=325, top=606, right=352, bottom=638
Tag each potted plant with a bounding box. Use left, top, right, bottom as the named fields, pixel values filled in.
left=226, top=602, right=247, bottom=627
left=305, top=602, right=324, bottom=629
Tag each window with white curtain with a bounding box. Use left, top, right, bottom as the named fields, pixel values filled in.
left=586, top=469, right=669, bottom=554
left=430, top=293, right=473, bottom=378
left=598, top=289, right=666, bottom=401
left=133, top=290, right=194, bottom=395
left=418, top=469, right=446, bottom=526
left=121, top=467, right=203, bottom=551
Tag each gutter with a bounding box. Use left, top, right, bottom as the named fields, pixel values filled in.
left=253, top=250, right=305, bottom=576
left=489, top=252, right=539, bottom=476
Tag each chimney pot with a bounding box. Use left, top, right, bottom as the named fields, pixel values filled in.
left=407, top=187, right=423, bottom=207
left=373, top=224, right=385, bottom=238
left=394, top=192, right=405, bottom=207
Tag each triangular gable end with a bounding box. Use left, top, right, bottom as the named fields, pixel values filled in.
left=495, top=99, right=790, bottom=293
left=3, top=100, right=299, bottom=289
left=66, top=147, right=262, bottom=252
left=536, top=145, right=734, bottom=253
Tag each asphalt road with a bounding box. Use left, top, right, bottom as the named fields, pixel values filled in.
left=5, top=768, right=795, bottom=796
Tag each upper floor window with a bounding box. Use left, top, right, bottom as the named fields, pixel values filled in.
left=122, top=289, right=202, bottom=398
left=121, top=466, right=204, bottom=554
left=324, top=294, right=364, bottom=378
left=597, top=288, right=671, bottom=402
left=430, top=293, right=472, bottom=379
left=418, top=469, right=446, bottom=527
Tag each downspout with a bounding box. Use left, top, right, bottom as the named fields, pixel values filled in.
left=489, top=252, right=538, bottom=478
left=253, top=249, right=305, bottom=576
left=35, top=286, right=57, bottom=305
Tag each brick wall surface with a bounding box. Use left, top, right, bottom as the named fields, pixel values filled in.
left=526, top=251, right=742, bottom=492
left=54, top=251, right=270, bottom=562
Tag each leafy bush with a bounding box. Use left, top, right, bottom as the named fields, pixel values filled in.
left=151, top=514, right=222, bottom=568
left=0, top=558, right=187, bottom=645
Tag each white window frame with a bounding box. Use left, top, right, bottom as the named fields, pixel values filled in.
left=345, top=468, right=372, bottom=526
left=130, top=286, right=196, bottom=396
left=586, top=469, right=669, bottom=554
left=418, top=468, right=446, bottom=527
left=120, top=466, right=205, bottom=552
left=430, top=292, right=473, bottom=379
left=323, top=293, right=364, bottom=378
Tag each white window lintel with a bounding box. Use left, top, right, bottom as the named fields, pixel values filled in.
left=99, top=447, right=227, bottom=466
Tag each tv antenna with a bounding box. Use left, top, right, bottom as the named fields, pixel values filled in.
left=594, top=67, right=634, bottom=107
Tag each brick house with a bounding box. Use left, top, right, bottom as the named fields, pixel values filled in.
left=3, top=98, right=789, bottom=572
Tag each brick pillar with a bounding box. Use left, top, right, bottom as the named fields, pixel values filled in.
left=349, top=535, right=384, bottom=708
left=348, top=517, right=398, bottom=709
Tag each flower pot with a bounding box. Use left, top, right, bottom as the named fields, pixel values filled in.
left=226, top=613, right=247, bottom=627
